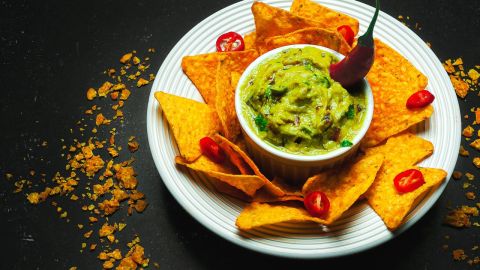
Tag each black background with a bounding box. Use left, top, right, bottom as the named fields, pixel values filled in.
left=1, top=0, right=479, bottom=269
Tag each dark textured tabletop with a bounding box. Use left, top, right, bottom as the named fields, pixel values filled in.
left=1, top=0, right=479, bottom=269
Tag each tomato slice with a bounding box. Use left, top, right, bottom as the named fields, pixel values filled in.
left=216, top=32, right=245, bottom=52
left=406, top=90, right=435, bottom=109
left=304, top=191, right=330, bottom=217
left=337, top=25, right=355, bottom=46
left=393, top=169, right=425, bottom=193
left=199, top=137, right=225, bottom=163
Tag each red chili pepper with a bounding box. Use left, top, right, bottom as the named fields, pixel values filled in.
left=406, top=90, right=435, bottom=109
left=216, top=32, right=245, bottom=52
left=337, top=25, right=355, bottom=46
left=199, top=137, right=225, bottom=163
left=304, top=191, right=330, bottom=217
left=329, top=0, right=380, bottom=88
left=393, top=169, right=425, bottom=193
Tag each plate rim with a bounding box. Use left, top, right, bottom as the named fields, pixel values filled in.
left=146, top=0, right=461, bottom=259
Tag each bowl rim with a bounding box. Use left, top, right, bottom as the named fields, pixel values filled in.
left=235, top=44, right=374, bottom=162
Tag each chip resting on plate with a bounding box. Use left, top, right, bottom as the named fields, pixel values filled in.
left=155, top=91, right=221, bottom=162
left=215, top=50, right=258, bottom=141
left=251, top=1, right=323, bottom=52
left=364, top=132, right=447, bottom=230
left=262, top=27, right=351, bottom=55
left=214, top=134, right=285, bottom=197
left=301, top=152, right=384, bottom=225
left=181, top=52, right=226, bottom=105
left=290, top=0, right=360, bottom=35
left=175, top=155, right=265, bottom=197
left=236, top=202, right=322, bottom=230
left=243, top=31, right=257, bottom=51
left=363, top=39, right=433, bottom=147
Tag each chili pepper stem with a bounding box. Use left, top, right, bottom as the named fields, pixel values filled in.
left=358, top=0, right=380, bottom=47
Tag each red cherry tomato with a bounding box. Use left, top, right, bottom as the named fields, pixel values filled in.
left=393, top=169, right=425, bottom=193
left=406, top=90, right=435, bottom=109
left=199, top=137, right=225, bottom=163
left=216, top=32, right=245, bottom=52
left=337, top=25, right=355, bottom=46
left=304, top=191, right=330, bottom=217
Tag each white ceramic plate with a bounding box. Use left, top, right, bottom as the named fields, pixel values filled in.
left=146, top=0, right=460, bottom=258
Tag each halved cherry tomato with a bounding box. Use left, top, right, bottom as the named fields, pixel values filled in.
left=406, top=90, right=435, bottom=109
left=199, top=137, right=225, bottom=164
left=337, top=25, right=355, bottom=46
left=216, top=32, right=245, bottom=52
left=393, top=169, right=425, bottom=193
left=304, top=191, right=330, bottom=217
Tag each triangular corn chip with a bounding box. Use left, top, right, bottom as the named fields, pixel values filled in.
left=364, top=133, right=446, bottom=230
left=367, top=166, right=446, bottom=230
left=251, top=1, right=322, bottom=51
left=181, top=52, right=226, bottom=105
left=262, top=27, right=351, bottom=55
left=363, top=40, right=433, bottom=147
left=215, top=50, right=258, bottom=141
left=236, top=202, right=322, bottom=230
left=301, top=152, right=384, bottom=224
left=214, top=134, right=285, bottom=197
left=155, top=91, right=221, bottom=162
left=175, top=155, right=264, bottom=197
left=290, top=0, right=360, bottom=35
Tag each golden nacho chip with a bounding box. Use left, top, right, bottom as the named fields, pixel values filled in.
left=243, top=31, right=257, bottom=51
left=214, top=134, right=285, bottom=197
left=181, top=52, right=225, bottom=105
left=366, top=166, right=446, bottom=230
left=175, top=155, right=264, bottom=197
left=215, top=50, right=258, bottom=141
left=218, top=141, right=253, bottom=175
left=290, top=0, right=360, bottom=35
left=236, top=202, right=322, bottom=230
left=251, top=1, right=322, bottom=52
left=262, top=27, right=351, bottom=55
left=364, top=133, right=444, bottom=230
left=252, top=188, right=303, bottom=203
left=363, top=39, right=433, bottom=147
left=301, top=152, right=384, bottom=224
left=155, top=92, right=221, bottom=162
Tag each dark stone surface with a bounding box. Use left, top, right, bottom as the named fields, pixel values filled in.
left=0, top=0, right=478, bottom=269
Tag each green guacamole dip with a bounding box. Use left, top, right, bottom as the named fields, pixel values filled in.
left=240, top=47, right=366, bottom=155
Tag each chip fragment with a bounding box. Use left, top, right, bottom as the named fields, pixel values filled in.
left=363, top=40, right=433, bottom=147
left=155, top=91, right=221, bottom=162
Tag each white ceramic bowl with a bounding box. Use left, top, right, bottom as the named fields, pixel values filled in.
left=235, top=44, right=374, bottom=183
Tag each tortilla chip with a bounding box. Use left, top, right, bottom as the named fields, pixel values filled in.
left=214, top=134, right=285, bottom=197
left=175, top=155, right=264, bottom=197
left=215, top=50, right=258, bottom=141
left=218, top=141, right=253, bottom=175
left=236, top=202, right=322, bottom=230
left=155, top=91, right=221, bottom=162
left=243, top=31, right=257, bottom=51
left=182, top=52, right=226, bottom=105
left=301, top=152, right=384, bottom=224
left=364, top=133, right=444, bottom=230
left=271, top=177, right=303, bottom=197
left=252, top=191, right=304, bottom=203
left=262, top=27, right=351, bottom=55
left=363, top=39, right=433, bottom=148
left=251, top=1, right=322, bottom=52
left=290, top=0, right=359, bottom=35
left=366, top=166, right=446, bottom=230
left=209, top=177, right=251, bottom=201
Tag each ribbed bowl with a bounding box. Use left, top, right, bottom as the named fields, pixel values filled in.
left=235, top=44, right=374, bottom=183
left=147, top=0, right=460, bottom=259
